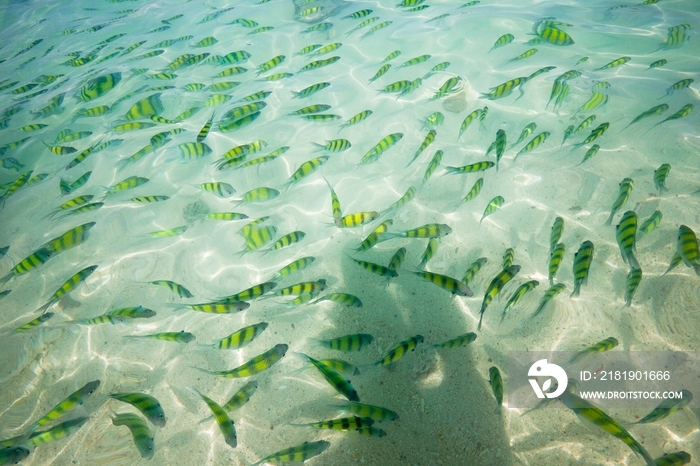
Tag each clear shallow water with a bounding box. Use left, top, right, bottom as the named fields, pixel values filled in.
left=0, top=0, right=699, bottom=465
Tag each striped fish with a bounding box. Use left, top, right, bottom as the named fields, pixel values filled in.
left=291, top=416, right=372, bottom=431
left=616, top=211, right=639, bottom=269
left=637, top=211, right=663, bottom=240
left=605, top=178, right=634, bottom=225
left=374, top=335, right=424, bottom=366
left=480, top=196, right=505, bottom=224
left=334, top=401, right=398, bottom=421
left=532, top=283, right=566, bottom=317
left=207, top=323, right=269, bottom=349
left=515, top=132, right=549, bottom=159
left=251, top=440, right=330, bottom=466
left=195, top=344, right=288, bottom=378
left=295, top=353, right=359, bottom=401
left=569, top=337, right=618, bottom=364
left=677, top=225, right=700, bottom=276
left=632, top=389, right=692, bottom=424
left=35, top=265, right=98, bottom=313
left=490, top=33, right=514, bottom=52
left=29, top=381, right=100, bottom=431
left=502, top=280, right=539, bottom=322
left=489, top=367, right=504, bottom=412
left=200, top=381, right=259, bottom=423
left=26, top=417, right=89, bottom=448
left=478, top=265, right=520, bottom=330
left=558, top=391, right=656, bottom=466
left=549, top=243, right=566, bottom=286
left=273, top=257, right=316, bottom=280
left=188, top=388, right=237, bottom=448
left=571, top=241, right=594, bottom=297
left=283, top=157, right=328, bottom=189
left=624, top=267, right=643, bottom=307
left=410, top=271, right=473, bottom=296
left=110, top=392, right=166, bottom=426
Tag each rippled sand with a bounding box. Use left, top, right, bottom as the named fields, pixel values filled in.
left=0, top=0, right=699, bottom=465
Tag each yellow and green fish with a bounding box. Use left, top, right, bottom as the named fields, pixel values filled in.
left=571, top=241, right=594, bottom=297
left=558, top=391, right=656, bottom=466
left=195, top=344, right=288, bottom=378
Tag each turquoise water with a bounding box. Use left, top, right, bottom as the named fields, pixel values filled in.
left=0, top=0, right=699, bottom=465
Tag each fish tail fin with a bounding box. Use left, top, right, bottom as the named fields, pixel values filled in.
left=358, top=362, right=379, bottom=373
left=378, top=232, right=400, bottom=243
left=617, top=124, right=632, bottom=134
left=477, top=311, right=484, bottom=331
left=638, top=444, right=657, bottom=466
left=115, top=157, right=133, bottom=172
left=442, top=166, right=461, bottom=176
left=289, top=364, right=312, bottom=376
left=290, top=351, right=312, bottom=365
left=288, top=422, right=310, bottom=427
left=0, top=272, right=12, bottom=287
left=329, top=402, right=350, bottom=414
left=628, top=254, right=640, bottom=271
left=531, top=303, right=546, bottom=318
left=570, top=286, right=580, bottom=298
left=188, top=367, right=215, bottom=377
left=514, top=88, right=525, bottom=102
left=42, top=209, right=58, bottom=221
left=166, top=303, right=188, bottom=313
left=185, top=386, right=205, bottom=399
left=34, top=302, right=51, bottom=314
left=307, top=338, right=323, bottom=349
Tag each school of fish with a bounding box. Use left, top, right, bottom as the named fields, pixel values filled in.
left=0, top=0, right=698, bottom=465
